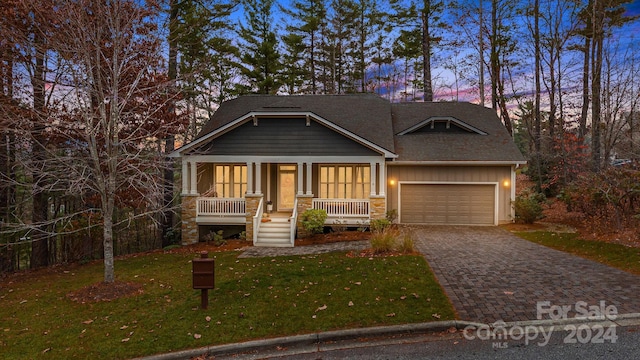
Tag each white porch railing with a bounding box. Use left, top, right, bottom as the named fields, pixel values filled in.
left=312, top=199, right=370, bottom=217
left=252, top=197, right=264, bottom=245
left=289, top=198, right=298, bottom=246
left=197, top=197, right=246, bottom=216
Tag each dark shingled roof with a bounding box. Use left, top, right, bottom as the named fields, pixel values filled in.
left=191, top=95, right=524, bottom=163
left=194, top=94, right=395, bottom=153
left=390, top=102, right=525, bottom=162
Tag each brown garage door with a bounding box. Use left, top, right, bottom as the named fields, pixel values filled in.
left=400, top=184, right=496, bottom=225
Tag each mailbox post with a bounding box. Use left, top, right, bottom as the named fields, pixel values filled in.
left=192, top=251, right=215, bottom=309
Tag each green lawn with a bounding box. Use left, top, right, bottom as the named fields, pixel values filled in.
left=515, top=231, right=640, bottom=275
left=0, top=249, right=454, bottom=359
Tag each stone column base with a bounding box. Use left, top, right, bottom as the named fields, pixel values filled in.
left=181, top=195, right=198, bottom=245
left=245, top=194, right=263, bottom=242
left=369, top=195, right=387, bottom=220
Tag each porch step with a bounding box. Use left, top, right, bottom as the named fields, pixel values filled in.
left=254, top=241, right=293, bottom=248
left=255, top=217, right=293, bottom=247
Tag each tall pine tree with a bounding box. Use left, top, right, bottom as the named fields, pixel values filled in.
left=392, top=29, right=422, bottom=101
left=323, top=0, right=359, bottom=93
left=239, top=0, right=282, bottom=94
left=281, top=33, right=307, bottom=94
left=351, top=0, right=385, bottom=93
left=163, top=0, right=236, bottom=243
left=390, top=0, right=445, bottom=101
left=280, top=0, right=327, bottom=94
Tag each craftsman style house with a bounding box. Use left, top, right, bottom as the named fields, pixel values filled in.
left=171, top=94, right=525, bottom=246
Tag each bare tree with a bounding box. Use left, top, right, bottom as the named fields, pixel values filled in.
left=533, top=0, right=541, bottom=153
left=449, top=0, right=489, bottom=104
left=585, top=0, right=636, bottom=171
left=0, top=0, right=66, bottom=268
left=538, top=0, right=581, bottom=143
left=489, top=0, right=517, bottom=135
left=43, top=0, right=187, bottom=282
left=601, top=39, right=640, bottom=162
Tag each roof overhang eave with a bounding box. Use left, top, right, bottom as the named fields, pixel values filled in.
left=388, top=160, right=527, bottom=166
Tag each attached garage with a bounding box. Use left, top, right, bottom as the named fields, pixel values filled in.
left=399, top=183, right=497, bottom=225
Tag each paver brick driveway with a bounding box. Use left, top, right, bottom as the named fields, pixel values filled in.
left=412, top=226, right=640, bottom=323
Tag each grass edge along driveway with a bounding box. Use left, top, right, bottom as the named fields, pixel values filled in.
left=515, top=231, right=640, bottom=275
left=1, top=249, right=454, bottom=359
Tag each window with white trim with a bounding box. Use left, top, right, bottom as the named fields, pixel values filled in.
left=319, top=165, right=370, bottom=199
left=215, top=165, right=247, bottom=197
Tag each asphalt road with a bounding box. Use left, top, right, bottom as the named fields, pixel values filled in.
left=214, top=325, right=640, bottom=360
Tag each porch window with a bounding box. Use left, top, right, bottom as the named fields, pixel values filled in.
left=215, top=165, right=247, bottom=197
left=320, top=165, right=370, bottom=199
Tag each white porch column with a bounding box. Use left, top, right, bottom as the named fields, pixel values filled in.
left=297, top=162, right=304, bottom=195
left=189, top=161, right=197, bottom=195
left=305, top=162, right=312, bottom=195
left=246, top=162, right=254, bottom=195
left=511, top=165, right=517, bottom=221
left=266, top=163, right=271, bottom=201
left=255, top=162, right=262, bottom=195
left=370, top=162, right=377, bottom=196
left=182, top=159, right=189, bottom=194
left=378, top=161, right=386, bottom=196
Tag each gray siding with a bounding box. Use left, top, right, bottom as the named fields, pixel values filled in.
left=194, top=118, right=379, bottom=156
left=387, top=165, right=513, bottom=224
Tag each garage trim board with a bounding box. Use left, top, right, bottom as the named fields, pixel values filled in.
left=397, top=181, right=499, bottom=225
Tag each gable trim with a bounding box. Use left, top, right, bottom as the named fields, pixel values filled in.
left=171, top=111, right=397, bottom=158
left=397, top=116, right=488, bottom=136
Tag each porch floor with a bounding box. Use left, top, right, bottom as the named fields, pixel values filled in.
left=267, top=211, right=292, bottom=218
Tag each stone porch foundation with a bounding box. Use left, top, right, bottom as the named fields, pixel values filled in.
left=295, top=195, right=314, bottom=238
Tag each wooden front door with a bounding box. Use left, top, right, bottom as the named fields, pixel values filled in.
left=278, top=165, right=296, bottom=211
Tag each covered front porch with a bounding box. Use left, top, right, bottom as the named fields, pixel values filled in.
left=180, top=156, right=388, bottom=247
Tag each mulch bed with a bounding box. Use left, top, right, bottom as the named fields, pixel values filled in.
left=67, top=281, right=144, bottom=303
left=162, top=231, right=371, bottom=253
left=295, top=230, right=371, bottom=246
left=163, top=239, right=251, bottom=254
